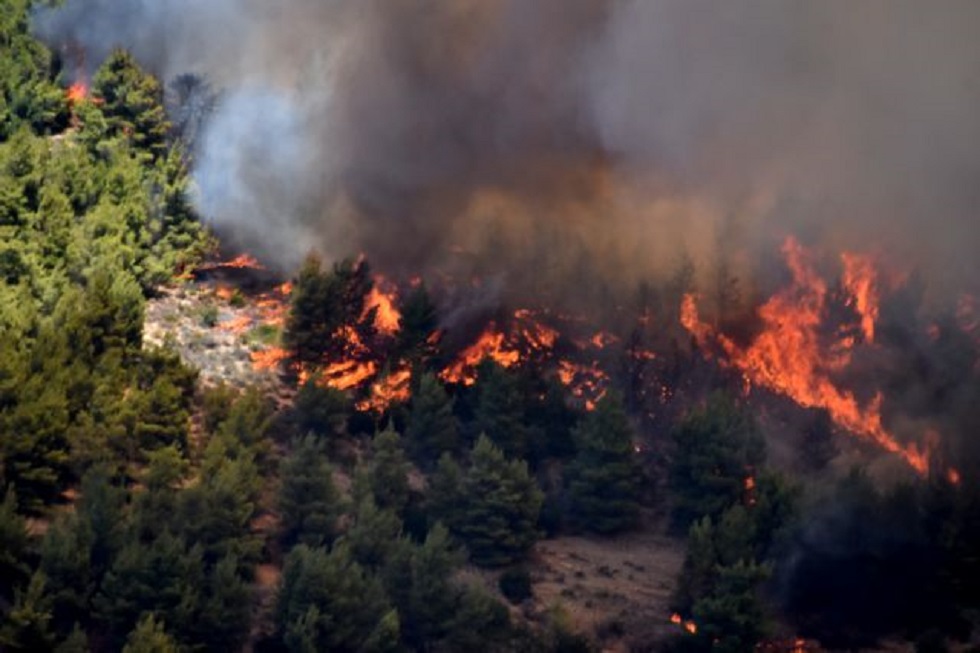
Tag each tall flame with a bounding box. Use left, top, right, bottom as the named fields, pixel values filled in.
left=841, top=251, right=879, bottom=343
left=681, top=237, right=931, bottom=475
left=365, top=278, right=401, bottom=336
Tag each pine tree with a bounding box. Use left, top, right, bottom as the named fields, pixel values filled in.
left=565, top=392, right=642, bottom=534
left=39, top=513, right=95, bottom=639
left=0, top=571, right=56, bottom=652
left=670, top=392, right=766, bottom=529
left=192, top=554, right=251, bottom=652
left=93, top=532, right=204, bottom=647
left=53, top=624, right=89, bottom=653
left=283, top=253, right=333, bottom=368
left=369, top=427, right=410, bottom=514
left=344, top=497, right=402, bottom=571
left=0, top=485, right=30, bottom=601
left=121, top=614, right=179, bottom=653
left=133, top=444, right=187, bottom=540
left=396, top=283, right=439, bottom=366
left=692, top=560, right=771, bottom=653
left=405, top=372, right=458, bottom=465
left=292, top=380, right=350, bottom=441
left=442, top=585, right=512, bottom=651
left=673, top=515, right=718, bottom=615
left=277, top=544, right=394, bottom=652
left=426, top=453, right=463, bottom=531
left=392, top=523, right=463, bottom=647
left=0, top=1, right=69, bottom=139
left=473, top=362, right=528, bottom=459
left=278, top=435, right=342, bottom=548
left=1, top=377, right=71, bottom=511
left=178, top=451, right=260, bottom=568
left=92, top=49, right=170, bottom=160
left=453, top=435, right=543, bottom=567
left=283, top=255, right=375, bottom=369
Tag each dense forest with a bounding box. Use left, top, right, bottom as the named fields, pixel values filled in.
left=3, top=1, right=980, bottom=652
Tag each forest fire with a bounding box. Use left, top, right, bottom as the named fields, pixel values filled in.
left=437, top=309, right=610, bottom=408
left=557, top=360, right=608, bottom=410
left=66, top=81, right=88, bottom=103
left=681, top=237, right=932, bottom=475
left=365, top=280, right=401, bottom=336
left=440, top=324, right=521, bottom=385
left=356, top=367, right=412, bottom=413
left=320, top=360, right=378, bottom=391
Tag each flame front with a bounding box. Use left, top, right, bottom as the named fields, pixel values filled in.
left=681, top=237, right=931, bottom=475
left=357, top=367, right=412, bottom=413
left=440, top=324, right=520, bottom=385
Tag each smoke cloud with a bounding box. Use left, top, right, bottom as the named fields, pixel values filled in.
left=33, top=0, right=980, bottom=302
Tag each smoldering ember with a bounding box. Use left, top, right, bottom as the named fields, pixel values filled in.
left=2, top=1, right=980, bottom=651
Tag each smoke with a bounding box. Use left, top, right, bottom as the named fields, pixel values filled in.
left=33, top=0, right=980, bottom=300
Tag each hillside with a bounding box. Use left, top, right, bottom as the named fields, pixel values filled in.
left=4, top=2, right=980, bottom=653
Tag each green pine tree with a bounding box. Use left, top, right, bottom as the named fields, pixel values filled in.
left=405, top=372, right=459, bottom=465
left=369, top=427, right=411, bottom=514
left=277, top=544, right=393, bottom=652
left=473, top=362, right=528, bottom=459
left=278, top=434, right=343, bottom=548
left=92, top=50, right=170, bottom=160
left=121, top=614, right=179, bottom=653
left=0, top=571, right=56, bottom=652
left=565, top=392, right=642, bottom=534
left=670, top=392, right=766, bottom=529
left=0, top=485, right=30, bottom=600
left=453, top=435, right=543, bottom=567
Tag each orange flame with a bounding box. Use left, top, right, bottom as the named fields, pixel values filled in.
left=251, top=347, right=289, bottom=371
left=557, top=359, right=609, bottom=409
left=67, top=82, right=88, bottom=104
left=440, top=324, right=520, bottom=385
left=516, top=310, right=559, bottom=351
left=219, top=315, right=253, bottom=334
left=590, top=331, right=619, bottom=348
left=223, top=253, right=264, bottom=269
left=681, top=237, right=931, bottom=475
left=357, top=367, right=412, bottom=413
left=198, top=254, right=265, bottom=273
left=841, top=251, right=879, bottom=343
left=365, top=278, right=401, bottom=336
left=321, top=360, right=378, bottom=390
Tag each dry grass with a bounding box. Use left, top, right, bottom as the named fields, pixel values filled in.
left=529, top=530, right=686, bottom=651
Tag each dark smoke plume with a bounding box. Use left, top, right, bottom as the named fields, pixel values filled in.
left=34, top=0, right=980, bottom=303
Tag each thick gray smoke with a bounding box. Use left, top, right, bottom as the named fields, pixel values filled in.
left=34, top=0, right=980, bottom=302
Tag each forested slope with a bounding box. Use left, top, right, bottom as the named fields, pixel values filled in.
left=4, top=2, right=980, bottom=653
